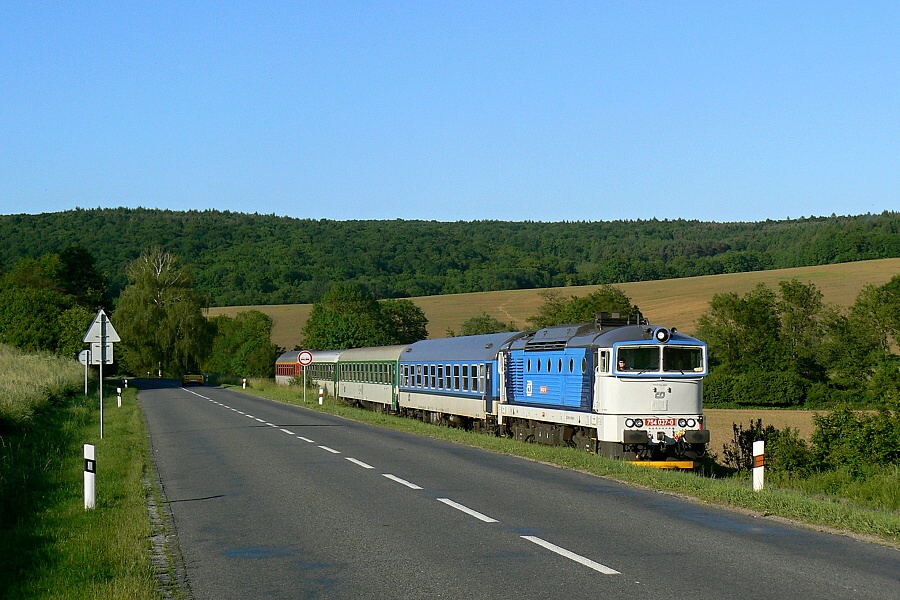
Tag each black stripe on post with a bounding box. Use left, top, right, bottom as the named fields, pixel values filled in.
left=84, top=459, right=96, bottom=473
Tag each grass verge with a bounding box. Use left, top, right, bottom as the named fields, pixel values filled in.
left=0, top=380, right=162, bottom=600
left=234, top=378, right=900, bottom=547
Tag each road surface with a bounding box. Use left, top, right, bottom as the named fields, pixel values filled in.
left=139, top=380, right=899, bottom=599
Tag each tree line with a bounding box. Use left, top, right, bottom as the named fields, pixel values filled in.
left=1, top=208, right=898, bottom=306
left=1, top=242, right=897, bottom=416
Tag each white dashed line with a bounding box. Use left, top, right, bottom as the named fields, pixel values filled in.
left=436, top=498, right=498, bottom=523
left=318, top=445, right=341, bottom=454
left=381, top=474, right=422, bottom=490
left=520, top=536, right=620, bottom=574
left=265, top=423, right=276, bottom=427
left=345, top=457, right=375, bottom=469
left=297, top=436, right=315, bottom=443
left=280, top=428, right=295, bottom=435
left=255, top=418, right=266, bottom=423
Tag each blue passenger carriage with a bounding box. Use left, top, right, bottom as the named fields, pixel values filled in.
left=398, top=332, right=525, bottom=427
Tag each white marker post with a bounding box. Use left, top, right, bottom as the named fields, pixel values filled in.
left=752, top=440, right=765, bottom=491
left=242, top=377, right=247, bottom=389
left=319, top=388, right=324, bottom=405
left=117, top=387, right=122, bottom=408
left=84, top=444, right=96, bottom=510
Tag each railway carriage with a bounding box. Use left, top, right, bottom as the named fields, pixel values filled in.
left=398, top=332, right=526, bottom=426
left=275, top=349, right=341, bottom=394
left=335, top=345, right=406, bottom=411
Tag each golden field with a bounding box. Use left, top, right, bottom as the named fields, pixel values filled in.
left=206, top=257, right=900, bottom=351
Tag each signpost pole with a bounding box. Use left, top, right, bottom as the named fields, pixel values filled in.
left=298, top=351, right=313, bottom=404
left=99, top=313, right=106, bottom=439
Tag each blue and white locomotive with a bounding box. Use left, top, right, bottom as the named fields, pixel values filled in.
left=276, top=312, right=710, bottom=466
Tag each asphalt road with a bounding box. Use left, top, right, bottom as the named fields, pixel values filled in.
left=139, top=380, right=899, bottom=600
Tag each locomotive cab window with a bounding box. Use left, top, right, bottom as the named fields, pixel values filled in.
left=663, top=346, right=705, bottom=373
left=616, top=346, right=659, bottom=372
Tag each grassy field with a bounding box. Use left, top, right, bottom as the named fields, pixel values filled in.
left=0, top=348, right=162, bottom=600
left=206, top=258, right=900, bottom=350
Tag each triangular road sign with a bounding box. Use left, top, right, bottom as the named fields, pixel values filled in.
left=83, top=309, right=121, bottom=343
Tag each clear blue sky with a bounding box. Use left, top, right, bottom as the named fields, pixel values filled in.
left=2, top=2, right=897, bottom=223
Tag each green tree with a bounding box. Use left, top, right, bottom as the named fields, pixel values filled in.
left=302, top=284, right=429, bottom=349
left=380, top=298, right=428, bottom=344
left=204, top=311, right=280, bottom=377
left=448, top=312, right=518, bottom=337
left=528, top=285, right=637, bottom=329
left=115, top=247, right=212, bottom=376
left=695, top=283, right=783, bottom=372
left=302, top=283, right=394, bottom=350
left=0, top=250, right=107, bottom=355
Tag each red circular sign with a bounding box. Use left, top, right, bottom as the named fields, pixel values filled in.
left=298, top=350, right=313, bottom=366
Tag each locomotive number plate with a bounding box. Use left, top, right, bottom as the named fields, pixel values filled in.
left=644, top=418, right=676, bottom=427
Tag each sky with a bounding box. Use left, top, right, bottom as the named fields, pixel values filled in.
left=1, top=1, right=898, bottom=223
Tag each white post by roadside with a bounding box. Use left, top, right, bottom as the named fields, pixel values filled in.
left=242, top=377, right=247, bottom=389
left=117, top=387, right=122, bottom=408
left=319, top=388, right=324, bottom=405
left=84, top=444, right=96, bottom=510
left=752, top=440, right=765, bottom=491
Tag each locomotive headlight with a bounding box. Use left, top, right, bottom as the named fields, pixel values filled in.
left=687, top=418, right=696, bottom=428
left=625, top=418, right=635, bottom=428
left=677, top=418, right=688, bottom=427
left=634, top=418, right=644, bottom=428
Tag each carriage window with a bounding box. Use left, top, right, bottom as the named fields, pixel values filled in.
left=478, top=364, right=486, bottom=393
left=663, top=346, right=705, bottom=373
left=437, top=364, right=444, bottom=389
left=617, top=346, right=660, bottom=372
left=453, top=365, right=460, bottom=390
left=462, top=365, right=469, bottom=391
left=470, top=364, right=477, bottom=392
left=430, top=364, right=436, bottom=388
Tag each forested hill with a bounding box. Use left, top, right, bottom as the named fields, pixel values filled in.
left=1, top=208, right=898, bottom=306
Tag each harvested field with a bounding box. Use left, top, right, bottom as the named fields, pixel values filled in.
left=206, top=258, right=899, bottom=351
left=704, top=409, right=820, bottom=457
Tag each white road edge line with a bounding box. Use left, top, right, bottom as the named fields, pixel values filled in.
left=436, top=498, right=498, bottom=523
left=520, top=535, right=620, bottom=575
left=382, top=474, right=423, bottom=490
left=318, top=445, right=341, bottom=454
left=345, top=457, right=375, bottom=469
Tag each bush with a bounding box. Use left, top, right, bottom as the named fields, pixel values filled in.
left=811, top=405, right=900, bottom=472
left=704, top=369, right=808, bottom=407
left=721, top=418, right=815, bottom=476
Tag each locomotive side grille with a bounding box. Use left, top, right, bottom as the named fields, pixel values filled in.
left=506, top=354, right=525, bottom=401
left=524, top=340, right=567, bottom=352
